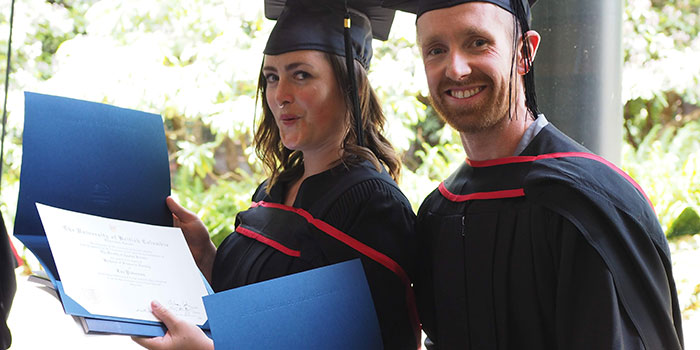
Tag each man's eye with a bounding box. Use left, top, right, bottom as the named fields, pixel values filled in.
left=427, top=47, right=446, bottom=56
left=473, top=39, right=488, bottom=47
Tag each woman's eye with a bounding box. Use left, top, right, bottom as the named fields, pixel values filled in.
left=294, top=71, right=310, bottom=80
left=265, top=74, right=278, bottom=83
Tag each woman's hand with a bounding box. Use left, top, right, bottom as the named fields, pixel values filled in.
left=166, top=196, right=217, bottom=283
left=131, top=301, right=213, bottom=350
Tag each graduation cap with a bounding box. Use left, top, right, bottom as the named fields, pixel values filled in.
left=264, top=0, right=395, bottom=68
left=381, top=0, right=537, bottom=21
left=264, top=0, right=396, bottom=147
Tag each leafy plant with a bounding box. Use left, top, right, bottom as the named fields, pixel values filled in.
left=667, top=207, right=700, bottom=239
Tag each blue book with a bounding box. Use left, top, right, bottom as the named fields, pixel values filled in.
left=13, top=92, right=187, bottom=336
left=203, top=259, right=383, bottom=350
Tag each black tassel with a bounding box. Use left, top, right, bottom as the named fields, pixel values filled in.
left=511, top=0, right=539, bottom=119
left=343, top=9, right=364, bottom=147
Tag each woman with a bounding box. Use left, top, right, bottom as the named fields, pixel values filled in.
left=134, top=1, right=418, bottom=349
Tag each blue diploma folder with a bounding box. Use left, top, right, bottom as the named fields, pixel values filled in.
left=13, top=92, right=183, bottom=336
left=203, top=259, right=384, bottom=350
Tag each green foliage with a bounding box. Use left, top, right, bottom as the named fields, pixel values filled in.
left=623, top=0, right=700, bottom=148
left=667, top=207, right=700, bottom=239
left=623, top=121, right=700, bottom=234
left=621, top=0, right=700, bottom=245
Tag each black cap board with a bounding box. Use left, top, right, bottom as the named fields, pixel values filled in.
left=381, top=0, right=536, bottom=21
left=264, top=0, right=396, bottom=69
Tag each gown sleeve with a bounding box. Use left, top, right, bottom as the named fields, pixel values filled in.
left=550, top=214, right=646, bottom=349
left=322, top=178, right=419, bottom=350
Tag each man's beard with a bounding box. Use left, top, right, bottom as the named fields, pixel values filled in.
left=430, top=78, right=511, bottom=134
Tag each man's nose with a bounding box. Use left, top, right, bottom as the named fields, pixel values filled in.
left=445, top=51, right=472, bottom=81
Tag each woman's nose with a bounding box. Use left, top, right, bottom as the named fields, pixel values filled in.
left=273, top=78, right=294, bottom=108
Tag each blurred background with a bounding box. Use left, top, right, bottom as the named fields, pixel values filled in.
left=1, top=0, right=699, bottom=348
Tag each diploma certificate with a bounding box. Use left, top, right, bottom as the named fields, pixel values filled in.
left=36, top=203, right=209, bottom=326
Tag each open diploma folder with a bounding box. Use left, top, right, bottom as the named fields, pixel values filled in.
left=13, top=92, right=209, bottom=336
left=36, top=203, right=210, bottom=328
left=203, top=259, right=383, bottom=350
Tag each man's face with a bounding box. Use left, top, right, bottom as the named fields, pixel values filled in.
left=416, top=2, right=517, bottom=133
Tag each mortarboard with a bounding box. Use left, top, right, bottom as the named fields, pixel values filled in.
left=381, top=0, right=537, bottom=21
left=264, top=0, right=395, bottom=69
left=263, top=0, right=396, bottom=146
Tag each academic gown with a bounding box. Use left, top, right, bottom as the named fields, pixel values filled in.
left=1, top=215, right=16, bottom=350
left=211, top=160, right=419, bottom=349
left=416, top=123, right=684, bottom=350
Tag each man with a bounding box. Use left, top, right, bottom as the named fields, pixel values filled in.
left=382, top=0, right=684, bottom=348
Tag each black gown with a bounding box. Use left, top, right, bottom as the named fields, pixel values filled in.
left=416, top=123, right=684, bottom=349
left=211, top=160, right=419, bottom=349
left=1, top=214, right=16, bottom=350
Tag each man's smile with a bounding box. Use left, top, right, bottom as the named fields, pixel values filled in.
left=447, top=86, right=485, bottom=99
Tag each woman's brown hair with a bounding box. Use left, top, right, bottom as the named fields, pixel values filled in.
left=253, top=52, right=401, bottom=190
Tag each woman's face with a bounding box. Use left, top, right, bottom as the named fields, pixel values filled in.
left=263, top=50, right=347, bottom=156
